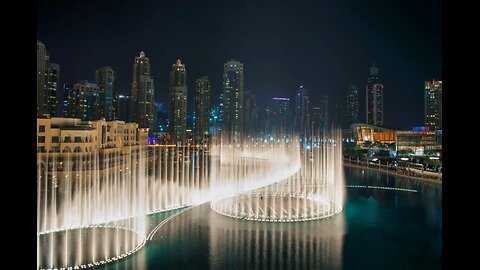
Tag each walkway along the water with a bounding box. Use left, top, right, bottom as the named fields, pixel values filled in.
left=343, top=158, right=442, bottom=186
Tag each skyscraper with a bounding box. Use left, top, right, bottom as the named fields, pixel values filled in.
left=295, top=86, right=311, bottom=139
left=65, top=80, right=100, bottom=120
left=271, top=97, right=291, bottom=139
left=45, top=62, right=60, bottom=117
left=424, top=79, right=442, bottom=130
left=345, top=84, right=359, bottom=127
left=131, top=51, right=155, bottom=130
left=194, top=76, right=210, bottom=143
left=62, top=83, right=74, bottom=117
left=221, top=60, right=244, bottom=143
left=37, top=41, right=60, bottom=117
left=95, top=66, right=117, bottom=120
left=312, top=93, right=328, bottom=135
left=37, top=40, right=47, bottom=115
left=244, top=90, right=257, bottom=139
left=117, top=94, right=131, bottom=122
left=169, top=59, right=187, bottom=145
left=366, top=63, right=384, bottom=126
left=334, top=103, right=343, bottom=128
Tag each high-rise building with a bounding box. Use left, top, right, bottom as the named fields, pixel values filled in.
left=424, top=79, right=442, bottom=130
left=95, top=66, right=117, bottom=120
left=345, top=84, right=359, bottom=127
left=294, top=85, right=311, bottom=139
left=334, top=103, right=343, bottom=127
left=366, top=63, right=384, bottom=126
left=156, top=101, right=169, bottom=133
left=311, top=93, right=328, bottom=136
left=63, top=83, right=74, bottom=117
left=64, top=80, right=100, bottom=120
left=37, top=41, right=61, bottom=117
left=168, top=59, right=188, bottom=145
left=194, top=76, right=210, bottom=143
left=244, top=90, right=257, bottom=138
left=221, top=60, right=244, bottom=143
left=117, top=94, right=131, bottom=122
left=131, top=51, right=155, bottom=130
left=271, top=97, right=291, bottom=139
left=78, top=81, right=100, bottom=120
left=45, top=62, right=60, bottom=117
left=37, top=40, right=48, bottom=115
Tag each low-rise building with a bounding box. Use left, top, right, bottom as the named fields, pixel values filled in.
left=37, top=116, right=148, bottom=154
left=396, top=127, right=440, bottom=156
left=351, top=123, right=396, bottom=145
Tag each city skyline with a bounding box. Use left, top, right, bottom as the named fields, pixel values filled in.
left=37, top=0, right=441, bottom=130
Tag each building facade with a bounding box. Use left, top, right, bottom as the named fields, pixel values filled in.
left=194, top=76, right=210, bottom=143
left=424, top=79, right=442, bottom=130
left=95, top=66, right=117, bottom=120
left=168, top=59, right=188, bottom=145
left=366, top=63, right=384, bottom=126
left=221, top=60, right=244, bottom=143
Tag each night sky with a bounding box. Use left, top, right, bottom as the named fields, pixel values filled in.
left=37, top=0, right=442, bottom=130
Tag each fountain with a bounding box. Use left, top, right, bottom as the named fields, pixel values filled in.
left=37, top=140, right=300, bottom=269
left=210, top=131, right=344, bottom=222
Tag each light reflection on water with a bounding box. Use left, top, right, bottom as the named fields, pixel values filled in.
left=100, top=167, right=442, bottom=270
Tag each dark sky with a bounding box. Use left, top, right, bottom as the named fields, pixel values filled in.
left=37, top=0, right=442, bottom=130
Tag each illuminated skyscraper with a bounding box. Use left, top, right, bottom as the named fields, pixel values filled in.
left=221, top=60, right=244, bottom=143
left=345, top=84, right=359, bottom=126
left=194, top=76, right=210, bottom=143
left=271, top=97, right=291, bottom=139
left=295, top=86, right=311, bottom=139
left=62, top=83, right=74, bottom=117
left=131, top=51, right=155, bottom=130
left=37, top=40, right=61, bottom=117
left=45, top=62, right=60, bottom=117
left=244, top=90, right=257, bottom=138
left=95, top=66, right=117, bottom=120
left=169, top=59, right=188, bottom=145
left=312, top=94, right=329, bottom=136
left=366, top=63, right=384, bottom=126
left=424, top=79, right=442, bottom=130
left=66, top=80, right=100, bottom=120
left=37, top=40, right=47, bottom=115
left=117, top=94, right=131, bottom=122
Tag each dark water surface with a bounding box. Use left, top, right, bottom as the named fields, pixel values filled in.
left=101, top=167, right=442, bottom=270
